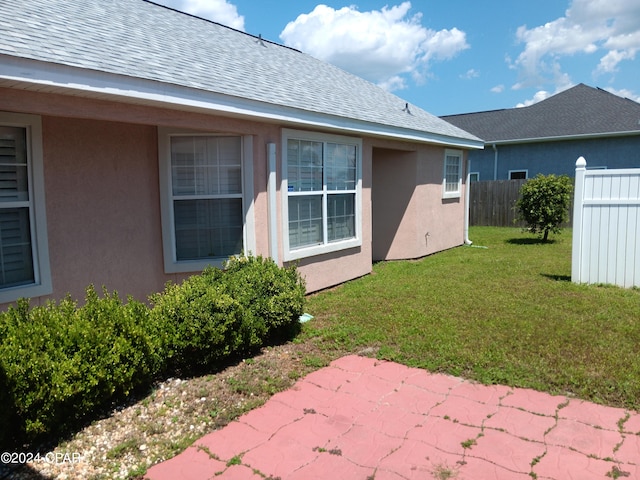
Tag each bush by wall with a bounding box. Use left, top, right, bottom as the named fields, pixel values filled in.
left=149, top=269, right=245, bottom=373
left=0, top=288, right=156, bottom=448
left=0, top=255, right=305, bottom=449
left=221, top=255, right=306, bottom=347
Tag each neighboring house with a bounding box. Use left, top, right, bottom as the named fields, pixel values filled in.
left=0, top=0, right=482, bottom=307
left=442, top=84, right=640, bottom=181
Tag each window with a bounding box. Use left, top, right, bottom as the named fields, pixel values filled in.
left=282, top=129, right=362, bottom=261
left=470, top=172, right=480, bottom=182
left=509, top=170, right=527, bottom=180
left=443, top=149, right=462, bottom=198
left=0, top=112, right=52, bottom=303
left=158, top=130, right=254, bottom=273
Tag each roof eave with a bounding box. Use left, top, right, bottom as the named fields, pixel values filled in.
left=485, top=130, right=640, bottom=145
left=0, top=55, right=483, bottom=149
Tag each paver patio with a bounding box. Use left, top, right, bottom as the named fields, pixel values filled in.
left=146, top=355, right=640, bottom=479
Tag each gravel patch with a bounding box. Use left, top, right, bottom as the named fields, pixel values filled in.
left=1, top=340, right=343, bottom=480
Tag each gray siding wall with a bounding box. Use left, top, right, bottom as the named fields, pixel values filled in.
left=468, top=136, right=640, bottom=181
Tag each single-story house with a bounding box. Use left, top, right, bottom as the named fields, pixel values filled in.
left=441, top=84, right=640, bottom=181
left=0, top=0, right=482, bottom=307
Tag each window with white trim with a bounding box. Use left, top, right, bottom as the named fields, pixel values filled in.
left=282, top=129, right=362, bottom=261
left=443, top=149, right=462, bottom=198
left=158, top=130, right=254, bottom=273
left=0, top=112, right=52, bottom=303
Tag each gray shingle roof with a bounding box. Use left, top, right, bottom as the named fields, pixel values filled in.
left=0, top=0, right=481, bottom=146
left=441, top=84, right=640, bottom=143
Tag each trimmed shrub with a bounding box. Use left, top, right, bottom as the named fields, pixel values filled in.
left=0, top=288, right=156, bottom=447
left=0, top=255, right=306, bottom=448
left=0, top=344, right=18, bottom=449
left=149, top=255, right=306, bottom=373
left=148, top=271, right=245, bottom=374
left=221, top=255, right=306, bottom=349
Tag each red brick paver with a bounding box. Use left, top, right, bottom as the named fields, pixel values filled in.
left=146, top=355, right=640, bottom=480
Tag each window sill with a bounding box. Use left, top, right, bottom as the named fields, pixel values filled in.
left=0, top=282, right=53, bottom=306
left=163, top=257, right=227, bottom=274
left=284, top=238, right=361, bottom=262
left=442, top=192, right=461, bottom=200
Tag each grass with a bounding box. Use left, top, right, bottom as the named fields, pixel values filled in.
left=303, top=226, right=640, bottom=410
left=24, top=226, right=640, bottom=479
left=431, top=463, right=459, bottom=479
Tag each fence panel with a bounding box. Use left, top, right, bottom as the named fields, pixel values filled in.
left=469, top=179, right=527, bottom=227
left=470, top=179, right=574, bottom=228
left=571, top=157, right=640, bottom=288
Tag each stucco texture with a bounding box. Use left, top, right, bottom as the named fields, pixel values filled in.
left=42, top=116, right=167, bottom=302
left=0, top=88, right=468, bottom=305
left=372, top=143, right=465, bottom=261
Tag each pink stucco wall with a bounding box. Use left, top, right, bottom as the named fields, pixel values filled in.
left=0, top=89, right=277, bottom=304
left=371, top=140, right=466, bottom=261
left=415, top=143, right=467, bottom=255
left=371, top=147, right=418, bottom=260
left=0, top=87, right=467, bottom=304
left=43, top=117, right=166, bottom=302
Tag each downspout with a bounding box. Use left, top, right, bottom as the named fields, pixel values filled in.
left=492, top=143, right=498, bottom=180
left=464, top=162, right=472, bottom=245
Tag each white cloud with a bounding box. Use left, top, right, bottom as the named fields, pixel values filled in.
left=156, top=0, right=245, bottom=30
left=279, top=2, right=469, bottom=91
left=604, top=87, right=640, bottom=103
left=515, top=82, right=575, bottom=107
left=513, top=0, right=640, bottom=88
left=377, top=75, right=408, bottom=92
left=491, top=84, right=505, bottom=93
left=516, top=90, right=551, bottom=107
left=597, top=49, right=636, bottom=73
left=460, top=68, right=479, bottom=80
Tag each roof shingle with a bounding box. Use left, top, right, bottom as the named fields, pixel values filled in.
left=441, top=84, right=640, bottom=143
left=0, top=0, right=480, bottom=145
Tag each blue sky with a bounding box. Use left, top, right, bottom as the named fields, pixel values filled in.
left=154, top=0, right=640, bottom=116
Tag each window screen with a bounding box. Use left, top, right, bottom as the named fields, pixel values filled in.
left=287, top=138, right=357, bottom=250
left=170, top=136, right=243, bottom=260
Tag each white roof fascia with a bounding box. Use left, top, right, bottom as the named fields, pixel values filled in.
left=0, top=56, right=484, bottom=150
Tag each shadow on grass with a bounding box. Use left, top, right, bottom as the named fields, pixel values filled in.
left=506, top=237, right=556, bottom=245
left=542, top=273, right=572, bottom=282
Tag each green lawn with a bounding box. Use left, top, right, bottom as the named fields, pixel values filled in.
left=302, top=227, right=640, bottom=410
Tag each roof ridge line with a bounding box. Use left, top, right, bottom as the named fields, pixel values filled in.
left=441, top=108, right=510, bottom=118
left=142, top=0, right=301, bottom=53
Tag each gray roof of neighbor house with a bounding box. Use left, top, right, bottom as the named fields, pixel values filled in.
left=0, top=0, right=482, bottom=148
left=441, top=83, right=640, bottom=144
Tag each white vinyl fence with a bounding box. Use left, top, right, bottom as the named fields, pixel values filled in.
left=571, top=157, right=640, bottom=288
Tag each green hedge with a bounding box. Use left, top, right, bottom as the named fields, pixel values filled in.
left=221, top=255, right=306, bottom=346
left=0, top=255, right=305, bottom=449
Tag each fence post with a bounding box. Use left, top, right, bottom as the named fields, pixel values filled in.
left=571, top=157, right=587, bottom=283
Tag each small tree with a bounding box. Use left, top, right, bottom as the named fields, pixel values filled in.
left=516, top=174, right=573, bottom=241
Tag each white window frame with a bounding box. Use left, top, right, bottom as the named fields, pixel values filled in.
left=282, top=129, right=362, bottom=262
left=509, top=169, right=528, bottom=180
left=442, top=149, right=463, bottom=199
left=0, top=112, right=52, bottom=304
left=470, top=172, right=480, bottom=182
left=158, top=128, right=255, bottom=273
